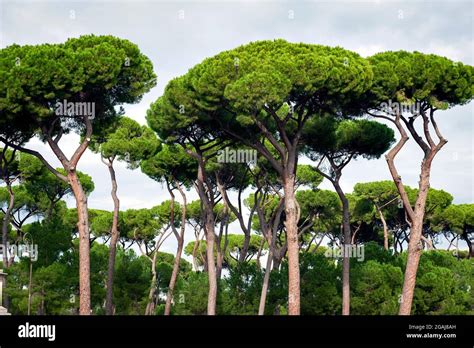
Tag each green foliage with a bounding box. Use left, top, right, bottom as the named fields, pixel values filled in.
left=303, top=117, right=395, bottom=160
left=141, top=143, right=196, bottom=186
left=89, top=116, right=160, bottom=168
left=1, top=35, right=157, bottom=139
left=368, top=51, right=474, bottom=108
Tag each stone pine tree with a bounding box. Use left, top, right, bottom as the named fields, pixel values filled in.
left=146, top=77, right=229, bottom=315
left=141, top=144, right=196, bottom=315
left=0, top=35, right=156, bottom=314
left=303, top=117, right=395, bottom=315
left=88, top=116, right=160, bottom=315
left=155, top=40, right=373, bottom=314
left=352, top=181, right=400, bottom=250
left=365, top=51, right=473, bottom=315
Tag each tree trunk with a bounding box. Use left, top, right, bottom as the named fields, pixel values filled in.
left=239, top=233, right=251, bottom=264
left=164, top=182, right=187, bottom=315
left=204, top=212, right=217, bottom=315
left=398, top=166, right=431, bottom=315
left=105, top=159, right=120, bottom=315
left=2, top=182, right=14, bottom=268
left=462, top=230, right=473, bottom=258
left=68, top=171, right=91, bottom=315
left=258, top=245, right=273, bottom=315
left=376, top=205, right=389, bottom=250
left=145, top=250, right=158, bottom=315
left=333, top=179, right=351, bottom=316
left=282, top=173, right=300, bottom=315
left=195, top=160, right=217, bottom=315
left=164, top=237, right=184, bottom=315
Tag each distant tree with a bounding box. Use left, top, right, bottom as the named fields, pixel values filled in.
left=353, top=181, right=400, bottom=250
left=141, top=144, right=196, bottom=315
left=89, top=116, right=159, bottom=315
left=303, top=117, right=394, bottom=314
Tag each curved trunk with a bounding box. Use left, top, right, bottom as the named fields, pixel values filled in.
left=376, top=205, right=389, bottom=250
left=398, top=166, right=431, bottom=315
left=164, top=238, right=184, bottom=315
left=68, top=171, right=91, bottom=315
left=164, top=183, right=187, bottom=315
left=195, top=160, right=217, bottom=315
left=461, top=230, right=473, bottom=258
left=239, top=234, right=251, bottom=264
left=105, top=160, right=120, bottom=316
left=145, top=251, right=158, bottom=315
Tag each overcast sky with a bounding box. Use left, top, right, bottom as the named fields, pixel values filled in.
left=1, top=0, right=472, bottom=254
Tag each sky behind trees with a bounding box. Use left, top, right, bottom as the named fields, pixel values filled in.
left=1, top=0, right=472, bottom=256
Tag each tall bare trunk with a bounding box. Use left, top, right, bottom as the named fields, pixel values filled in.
left=376, top=205, right=389, bottom=251
left=105, top=159, right=120, bottom=315
left=68, top=171, right=91, bottom=315
left=195, top=160, right=217, bottom=315
left=399, top=166, right=431, bottom=315
left=258, top=248, right=273, bottom=315
left=1, top=183, right=14, bottom=269
left=283, top=173, right=300, bottom=315
left=145, top=250, right=158, bottom=315
left=333, top=180, right=351, bottom=316
left=164, top=182, right=187, bottom=315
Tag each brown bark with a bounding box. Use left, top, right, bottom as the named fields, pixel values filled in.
left=164, top=180, right=187, bottom=315
left=105, top=158, right=120, bottom=316
left=145, top=250, right=158, bottom=315
left=398, top=166, right=432, bottom=315
left=68, top=171, right=91, bottom=315
left=372, top=107, right=447, bottom=315
left=283, top=173, right=300, bottom=315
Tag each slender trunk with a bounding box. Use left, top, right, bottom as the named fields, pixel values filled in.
left=145, top=250, right=158, bottom=315
left=462, top=230, right=473, bottom=258
left=204, top=212, right=217, bottom=315
left=68, top=171, right=91, bottom=315
left=282, top=173, right=300, bottom=315
left=164, top=238, right=184, bottom=315
left=255, top=237, right=265, bottom=268
left=239, top=234, right=251, bottom=264
left=192, top=232, right=201, bottom=271
left=195, top=160, right=217, bottom=315
left=164, top=183, right=187, bottom=315
left=105, top=159, right=120, bottom=316
left=27, top=259, right=32, bottom=315
left=258, top=218, right=278, bottom=315
left=333, top=179, right=351, bottom=316
left=2, top=182, right=14, bottom=268
left=376, top=205, right=389, bottom=250
left=398, top=166, right=431, bottom=315
left=258, top=249, right=273, bottom=315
